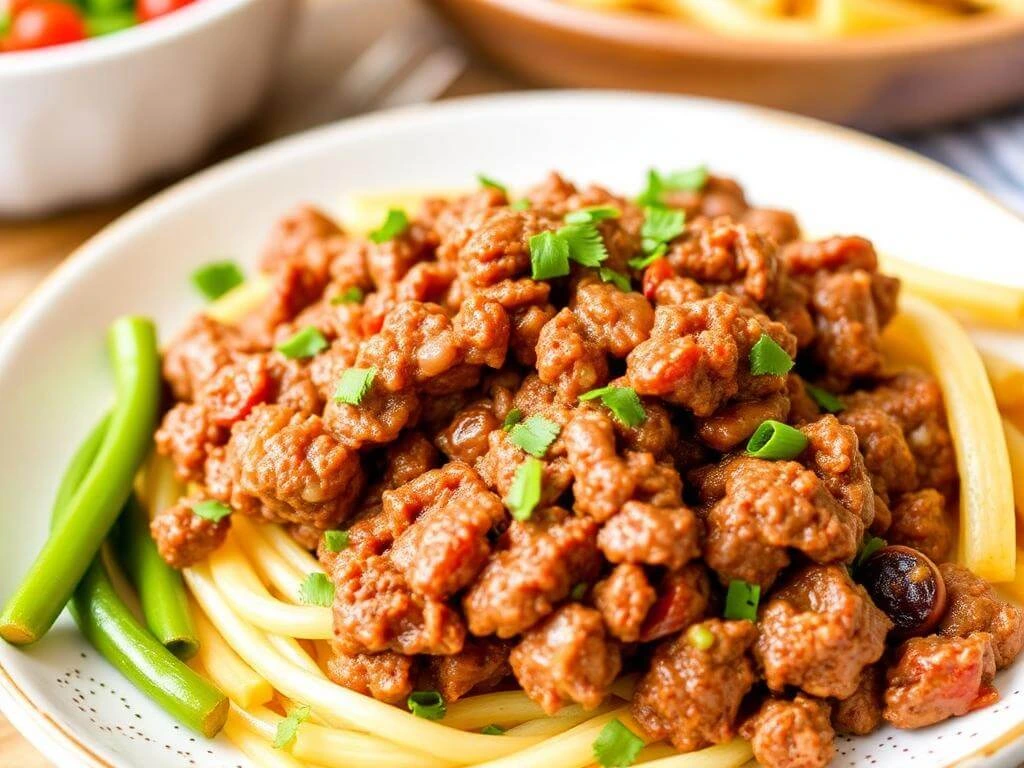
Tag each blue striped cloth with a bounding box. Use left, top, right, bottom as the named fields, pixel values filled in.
left=899, top=107, right=1024, bottom=214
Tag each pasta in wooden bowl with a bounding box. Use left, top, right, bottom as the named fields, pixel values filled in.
left=426, top=0, right=1024, bottom=129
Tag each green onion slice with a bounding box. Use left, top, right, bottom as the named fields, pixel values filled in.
left=276, top=326, right=328, bottom=360
left=510, top=198, right=531, bottom=211
left=407, top=691, right=446, bottom=720
left=191, top=261, right=244, bottom=301
left=592, top=718, right=644, bottom=768
left=805, top=383, right=845, bottom=414
left=369, top=209, right=409, bottom=244
left=686, top=624, right=715, bottom=651
left=746, top=420, right=808, bottom=460
left=749, top=333, right=794, bottom=376
left=481, top=724, right=506, bottom=735
left=333, top=367, right=376, bottom=406
left=723, top=580, right=760, bottom=622
left=506, top=458, right=543, bottom=522
left=508, top=415, right=561, bottom=458
left=579, top=386, right=646, bottom=428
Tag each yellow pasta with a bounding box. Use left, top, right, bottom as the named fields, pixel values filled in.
left=886, top=294, right=1015, bottom=581
left=880, top=255, right=1024, bottom=329
left=205, top=274, right=271, bottom=325
left=472, top=708, right=632, bottom=768
left=557, top=0, right=1012, bottom=37
left=207, top=537, right=334, bottom=639
left=817, top=0, right=957, bottom=33
left=983, top=351, right=1024, bottom=411
left=191, top=602, right=274, bottom=708
left=444, top=691, right=600, bottom=731
left=1004, top=417, right=1024, bottom=529
left=223, top=708, right=309, bottom=768
left=636, top=739, right=753, bottom=767
left=338, top=190, right=458, bottom=236
left=232, top=516, right=309, bottom=602
left=184, top=563, right=542, bottom=763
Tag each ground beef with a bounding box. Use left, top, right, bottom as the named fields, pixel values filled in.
left=786, top=375, right=821, bottom=425
left=887, top=490, right=952, bottom=563
left=325, top=646, right=414, bottom=704
left=535, top=308, right=609, bottom=403
left=162, top=315, right=249, bottom=402
left=322, top=382, right=420, bottom=449
left=740, top=695, right=835, bottom=768
left=260, top=204, right=344, bottom=273
left=592, top=564, right=657, bottom=642
left=831, top=665, right=885, bottom=736
left=150, top=496, right=230, bottom=569
left=632, top=619, right=757, bottom=752
left=626, top=294, right=796, bottom=417
left=228, top=404, right=365, bottom=531
left=155, top=403, right=225, bottom=484
left=939, top=563, right=1024, bottom=669
left=638, top=564, right=712, bottom=643
left=741, top=208, right=801, bottom=246
left=332, top=553, right=465, bottom=656
left=510, top=604, right=621, bottom=714
left=435, top=400, right=501, bottom=464
left=695, top=392, right=789, bottom=452
left=838, top=406, right=918, bottom=504
left=475, top=428, right=574, bottom=509
left=698, top=451, right=861, bottom=589
left=570, top=279, right=654, bottom=358
left=597, top=501, right=700, bottom=570
left=386, top=463, right=506, bottom=599
left=884, top=633, right=997, bottom=729
left=662, top=175, right=748, bottom=220
left=462, top=506, right=600, bottom=638
left=756, top=565, right=891, bottom=699
left=430, top=639, right=511, bottom=702
left=843, top=372, right=956, bottom=494
left=456, top=208, right=551, bottom=288
left=800, top=414, right=875, bottom=533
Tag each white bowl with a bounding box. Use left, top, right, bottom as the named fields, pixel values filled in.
left=0, top=0, right=290, bottom=217
left=0, top=92, right=1022, bottom=767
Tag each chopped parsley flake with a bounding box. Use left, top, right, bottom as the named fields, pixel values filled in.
left=506, top=457, right=543, bottom=522
left=273, top=704, right=310, bottom=749
left=509, top=415, right=561, bottom=458
left=298, top=573, right=335, bottom=607
left=276, top=326, right=328, bottom=360
left=579, top=386, right=647, bottom=428
left=192, top=500, right=231, bottom=523
left=191, top=261, right=244, bottom=301
left=333, top=367, right=376, bottom=406
left=369, top=209, right=409, bottom=244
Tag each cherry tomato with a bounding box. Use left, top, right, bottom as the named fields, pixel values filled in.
left=4, top=1, right=86, bottom=51
left=136, top=0, right=193, bottom=22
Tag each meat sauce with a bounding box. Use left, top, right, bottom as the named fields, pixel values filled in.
left=151, top=172, right=1023, bottom=768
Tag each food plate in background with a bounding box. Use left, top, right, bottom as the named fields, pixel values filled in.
left=425, top=0, right=1024, bottom=132
left=0, top=91, right=1022, bottom=767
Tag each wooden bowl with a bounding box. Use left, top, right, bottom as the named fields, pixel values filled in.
left=426, top=0, right=1024, bottom=131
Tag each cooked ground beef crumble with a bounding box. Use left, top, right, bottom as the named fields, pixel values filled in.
left=152, top=171, right=1022, bottom=768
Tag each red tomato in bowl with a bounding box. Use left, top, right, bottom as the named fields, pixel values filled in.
left=136, top=0, right=193, bottom=22
left=3, top=1, right=86, bottom=51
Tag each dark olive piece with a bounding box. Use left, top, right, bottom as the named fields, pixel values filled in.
left=859, top=545, right=947, bottom=637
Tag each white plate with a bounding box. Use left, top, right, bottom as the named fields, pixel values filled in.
left=0, top=91, right=1021, bottom=768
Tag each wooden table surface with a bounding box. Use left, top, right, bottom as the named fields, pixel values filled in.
left=0, top=58, right=512, bottom=766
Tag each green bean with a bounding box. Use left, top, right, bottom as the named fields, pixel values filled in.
left=69, top=556, right=227, bottom=736
left=54, top=414, right=227, bottom=736
left=0, top=316, right=160, bottom=645
left=115, top=495, right=198, bottom=659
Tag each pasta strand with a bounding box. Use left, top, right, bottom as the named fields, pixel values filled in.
left=886, top=295, right=1016, bottom=581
